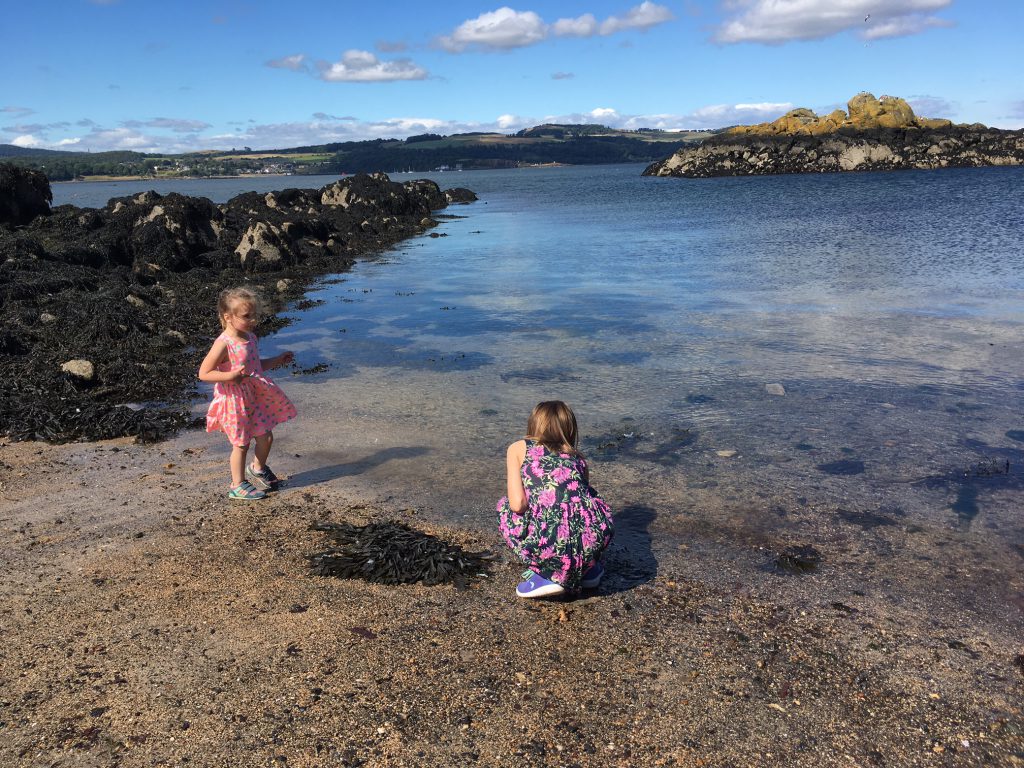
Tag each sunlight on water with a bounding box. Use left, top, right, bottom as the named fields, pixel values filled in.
left=61, top=165, right=1024, bottom=614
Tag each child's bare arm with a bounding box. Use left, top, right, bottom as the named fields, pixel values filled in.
left=505, top=440, right=528, bottom=513
left=262, top=350, right=294, bottom=370
left=198, top=339, right=246, bottom=382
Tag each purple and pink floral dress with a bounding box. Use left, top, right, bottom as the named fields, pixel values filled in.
left=497, top=439, right=614, bottom=590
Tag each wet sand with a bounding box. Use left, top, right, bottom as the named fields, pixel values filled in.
left=2, top=396, right=1023, bottom=766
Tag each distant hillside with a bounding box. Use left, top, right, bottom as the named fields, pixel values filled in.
left=3, top=125, right=718, bottom=182
left=0, top=145, right=79, bottom=158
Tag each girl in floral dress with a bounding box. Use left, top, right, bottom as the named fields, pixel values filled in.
left=497, top=401, right=614, bottom=598
left=199, top=287, right=296, bottom=500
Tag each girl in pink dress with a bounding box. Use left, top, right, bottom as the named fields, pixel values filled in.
left=199, top=287, right=297, bottom=500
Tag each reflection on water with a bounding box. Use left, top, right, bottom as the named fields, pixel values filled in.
left=66, top=165, right=1024, bottom=623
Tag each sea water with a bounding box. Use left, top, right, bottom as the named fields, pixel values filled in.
left=54, top=165, right=1024, bottom=615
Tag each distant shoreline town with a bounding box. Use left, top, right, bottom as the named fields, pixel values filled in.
left=1, top=124, right=715, bottom=183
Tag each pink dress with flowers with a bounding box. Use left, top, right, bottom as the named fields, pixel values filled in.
left=497, top=439, right=614, bottom=590
left=205, top=332, right=296, bottom=447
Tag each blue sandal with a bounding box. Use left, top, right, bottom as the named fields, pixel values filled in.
left=228, top=480, right=266, bottom=501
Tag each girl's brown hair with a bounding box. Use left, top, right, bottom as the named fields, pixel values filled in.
left=217, top=286, right=263, bottom=329
left=527, top=400, right=580, bottom=454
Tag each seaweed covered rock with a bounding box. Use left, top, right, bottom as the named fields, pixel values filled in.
left=444, top=187, right=479, bottom=205
left=644, top=93, right=1024, bottom=178
left=0, top=173, right=477, bottom=443
left=0, top=163, right=52, bottom=227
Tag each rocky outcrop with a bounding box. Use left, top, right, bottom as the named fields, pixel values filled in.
left=644, top=93, right=1024, bottom=178
left=0, top=165, right=52, bottom=226
left=0, top=168, right=477, bottom=443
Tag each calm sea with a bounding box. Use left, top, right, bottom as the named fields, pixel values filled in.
left=53, top=165, right=1024, bottom=610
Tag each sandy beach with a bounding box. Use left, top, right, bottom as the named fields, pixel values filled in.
left=2, top=421, right=1022, bottom=767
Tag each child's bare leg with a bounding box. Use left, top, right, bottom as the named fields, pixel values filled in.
left=252, top=431, right=273, bottom=471
left=230, top=444, right=248, bottom=487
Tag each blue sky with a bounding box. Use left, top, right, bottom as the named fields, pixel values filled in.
left=2, top=0, right=1021, bottom=153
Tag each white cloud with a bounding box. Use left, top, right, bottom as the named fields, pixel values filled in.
left=2, top=105, right=34, bottom=116
left=496, top=114, right=525, bottom=130
left=598, top=1, right=674, bottom=35
left=862, top=12, right=952, bottom=39
left=438, top=8, right=548, bottom=52
left=682, top=101, right=793, bottom=126
left=551, top=14, right=599, bottom=38
left=57, top=138, right=82, bottom=146
left=315, top=50, right=428, bottom=82
left=267, top=54, right=307, bottom=71
left=714, top=0, right=953, bottom=44
left=11, top=134, right=42, bottom=148
left=440, top=3, right=673, bottom=51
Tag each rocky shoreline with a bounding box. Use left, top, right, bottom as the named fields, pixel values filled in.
left=0, top=164, right=476, bottom=443
left=644, top=93, right=1024, bottom=178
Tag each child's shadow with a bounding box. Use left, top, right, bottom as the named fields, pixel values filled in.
left=594, top=503, right=658, bottom=596
left=283, top=446, right=431, bottom=489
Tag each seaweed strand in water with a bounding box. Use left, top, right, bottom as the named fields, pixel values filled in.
left=308, top=520, right=491, bottom=587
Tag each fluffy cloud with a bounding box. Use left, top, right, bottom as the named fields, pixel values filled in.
left=315, top=50, right=428, bottom=82
left=438, top=3, right=673, bottom=51
left=714, top=0, right=953, bottom=44
left=596, top=1, right=674, bottom=35
left=551, top=14, right=598, bottom=38
left=438, top=8, right=548, bottom=52
left=680, top=102, right=793, bottom=127
left=11, top=135, right=43, bottom=148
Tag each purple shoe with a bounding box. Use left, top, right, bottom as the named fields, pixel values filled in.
left=516, top=570, right=565, bottom=598
left=581, top=562, right=605, bottom=589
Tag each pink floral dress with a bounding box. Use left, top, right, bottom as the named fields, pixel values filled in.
left=497, top=439, right=614, bottom=590
left=205, top=332, right=296, bottom=447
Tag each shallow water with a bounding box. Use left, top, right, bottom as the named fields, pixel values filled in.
left=56, top=165, right=1024, bottom=622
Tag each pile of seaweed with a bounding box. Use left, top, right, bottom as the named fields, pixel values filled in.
left=0, top=164, right=475, bottom=443
left=309, top=520, right=492, bottom=587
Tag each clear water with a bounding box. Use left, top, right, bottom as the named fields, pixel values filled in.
left=54, top=165, right=1024, bottom=615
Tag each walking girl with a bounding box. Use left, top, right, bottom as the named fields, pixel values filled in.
left=199, top=286, right=296, bottom=500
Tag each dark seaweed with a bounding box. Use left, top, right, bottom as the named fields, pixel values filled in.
left=0, top=170, right=473, bottom=443
left=308, top=520, right=492, bottom=586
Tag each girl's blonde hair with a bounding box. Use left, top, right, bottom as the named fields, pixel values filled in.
left=217, top=286, right=264, bottom=329
left=527, top=400, right=579, bottom=454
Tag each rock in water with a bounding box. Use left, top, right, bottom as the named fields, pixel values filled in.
left=643, top=92, right=1024, bottom=178
left=776, top=545, right=821, bottom=573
